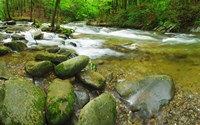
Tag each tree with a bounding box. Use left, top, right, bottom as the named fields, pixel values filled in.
left=5, top=0, right=11, bottom=20
left=51, top=0, right=60, bottom=27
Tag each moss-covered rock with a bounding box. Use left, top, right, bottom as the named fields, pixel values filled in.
left=32, top=31, right=43, bottom=39
left=4, top=41, right=27, bottom=52
left=25, top=61, right=53, bottom=77
left=46, top=79, right=76, bottom=125
left=0, top=34, right=9, bottom=40
left=78, top=93, right=116, bottom=125
left=0, top=46, right=10, bottom=56
left=0, top=78, right=45, bottom=125
left=77, top=70, right=106, bottom=89
left=12, top=34, right=25, bottom=40
left=55, top=55, right=89, bottom=78
left=35, top=52, right=70, bottom=64
left=0, top=61, right=11, bottom=79
left=6, top=20, right=16, bottom=25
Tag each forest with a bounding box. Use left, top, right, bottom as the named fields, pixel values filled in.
left=0, top=0, right=200, bottom=32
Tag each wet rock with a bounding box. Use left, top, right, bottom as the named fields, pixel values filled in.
left=0, top=78, right=45, bottom=125
left=40, top=25, right=50, bottom=31
left=55, top=55, right=89, bottom=78
left=25, top=61, right=53, bottom=77
left=0, top=26, right=7, bottom=30
left=58, top=34, right=67, bottom=39
left=12, top=33, right=25, bottom=40
left=0, top=34, right=9, bottom=40
left=46, top=79, right=75, bottom=125
left=78, top=93, right=116, bottom=125
left=35, top=52, right=69, bottom=64
left=32, top=30, right=43, bottom=39
left=6, top=20, right=16, bottom=25
left=116, top=75, right=174, bottom=117
left=74, top=88, right=90, bottom=108
left=57, top=48, right=78, bottom=57
left=0, top=61, right=11, bottom=79
left=46, top=46, right=60, bottom=53
left=77, top=70, right=106, bottom=89
left=4, top=41, right=27, bottom=52
left=0, top=46, right=10, bottom=56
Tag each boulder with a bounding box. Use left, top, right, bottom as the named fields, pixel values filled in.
left=32, top=31, right=43, bottom=39
left=74, top=88, right=90, bottom=108
left=116, top=75, right=174, bottom=116
left=58, top=34, right=67, bottom=39
left=77, top=70, right=106, bottom=89
left=0, top=46, right=10, bottom=56
left=46, top=47, right=60, bottom=53
left=25, top=61, right=53, bottom=77
left=0, top=61, right=11, bottom=79
left=46, top=79, right=75, bottom=125
left=12, top=33, right=25, bottom=40
left=0, top=78, right=45, bottom=125
left=4, top=41, right=27, bottom=52
left=40, top=25, right=50, bottom=32
left=55, top=55, right=89, bottom=78
left=35, top=52, right=70, bottom=64
left=78, top=93, right=116, bottom=125
left=0, top=34, right=9, bottom=40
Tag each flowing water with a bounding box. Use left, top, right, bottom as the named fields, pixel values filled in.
left=1, top=21, right=200, bottom=124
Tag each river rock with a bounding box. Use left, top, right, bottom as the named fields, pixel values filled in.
left=0, top=46, right=10, bottom=56
left=0, top=34, right=9, bottom=40
left=55, top=55, right=90, bottom=78
left=12, top=33, right=25, bottom=40
left=78, top=93, right=116, bottom=125
left=46, top=79, right=75, bottom=125
left=35, top=52, right=70, bottom=64
left=0, top=61, right=11, bottom=79
left=116, top=75, right=174, bottom=116
left=46, top=46, right=60, bottom=53
left=25, top=61, right=53, bottom=77
left=32, top=30, right=43, bottom=39
left=77, top=70, right=106, bottom=89
left=58, top=34, right=67, bottom=39
left=0, top=78, right=45, bottom=125
left=4, top=41, right=27, bottom=52
left=40, top=25, right=50, bottom=31
left=6, top=20, right=16, bottom=25
left=74, top=88, right=90, bottom=108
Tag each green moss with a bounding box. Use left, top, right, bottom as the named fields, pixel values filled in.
left=0, top=46, right=10, bottom=56
left=4, top=41, right=27, bottom=52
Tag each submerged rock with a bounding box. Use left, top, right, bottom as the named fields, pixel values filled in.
left=116, top=75, right=174, bottom=116
left=55, top=55, right=89, bottom=78
left=0, top=78, right=45, bottom=125
left=4, top=41, right=27, bottom=52
left=35, top=52, right=70, bottom=64
left=78, top=93, right=116, bottom=125
left=25, top=61, right=53, bottom=77
left=77, top=70, right=106, bottom=89
left=0, top=46, right=10, bottom=56
left=46, top=79, right=75, bottom=125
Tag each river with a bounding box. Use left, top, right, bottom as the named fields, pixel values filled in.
left=0, top=21, right=200, bottom=124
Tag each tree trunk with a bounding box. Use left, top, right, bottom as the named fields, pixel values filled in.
left=6, top=0, right=11, bottom=20
left=30, top=0, right=33, bottom=21
left=51, top=0, right=60, bottom=27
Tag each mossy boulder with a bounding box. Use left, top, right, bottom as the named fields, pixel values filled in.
left=6, top=20, right=16, bottom=25
left=77, top=70, right=106, bottom=89
left=0, top=46, right=10, bottom=56
left=46, top=79, right=76, bottom=125
left=0, top=78, right=45, bottom=125
left=55, top=55, right=90, bottom=78
left=12, top=34, right=25, bottom=40
left=46, top=47, right=60, bottom=53
left=78, top=93, right=116, bottom=125
left=25, top=61, right=53, bottom=77
left=35, top=52, right=70, bottom=64
left=4, top=41, right=27, bottom=52
left=32, top=31, right=43, bottom=39
left=0, top=34, right=9, bottom=40
left=0, top=61, right=11, bottom=79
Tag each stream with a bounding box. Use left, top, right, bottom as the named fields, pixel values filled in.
left=0, top=21, right=200, bottom=124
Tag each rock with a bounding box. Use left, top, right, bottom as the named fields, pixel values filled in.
left=46, top=79, right=75, bottom=125
left=0, top=46, right=10, bottom=56
left=6, top=20, right=16, bottom=25
left=78, top=93, right=116, bottom=125
left=0, top=61, right=11, bottom=79
left=35, top=52, right=70, bottom=64
left=77, top=70, right=106, bottom=89
left=55, top=55, right=90, bottom=78
left=0, top=34, right=9, bottom=40
left=4, top=41, right=27, bottom=52
left=116, top=75, right=174, bottom=116
left=25, top=61, right=53, bottom=77
left=46, top=47, right=60, bottom=53
left=74, top=88, right=90, bottom=108
left=12, top=33, right=25, bottom=40
left=40, top=25, right=50, bottom=31
left=58, top=34, right=67, bottom=39
left=0, top=78, right=45, bottom=125
left=57, top=48, right=77, bottom=57
left=32, top=30, right=43, bottom=39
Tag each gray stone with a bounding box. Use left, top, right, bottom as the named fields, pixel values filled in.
left=55, top=55, right=89, bottom=78
left=25, top=61, right=53, bottom=77
left=78, top=93, right=116, bottom=125
left=0, top=78, right=45, bottom=125
left=46, top=79, right=75, bottom=125
left=116, top=75, right=174, bottom=116
left=74, top=88, right=90, bottom=108
left=77, top=70, right=106, bottom=89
